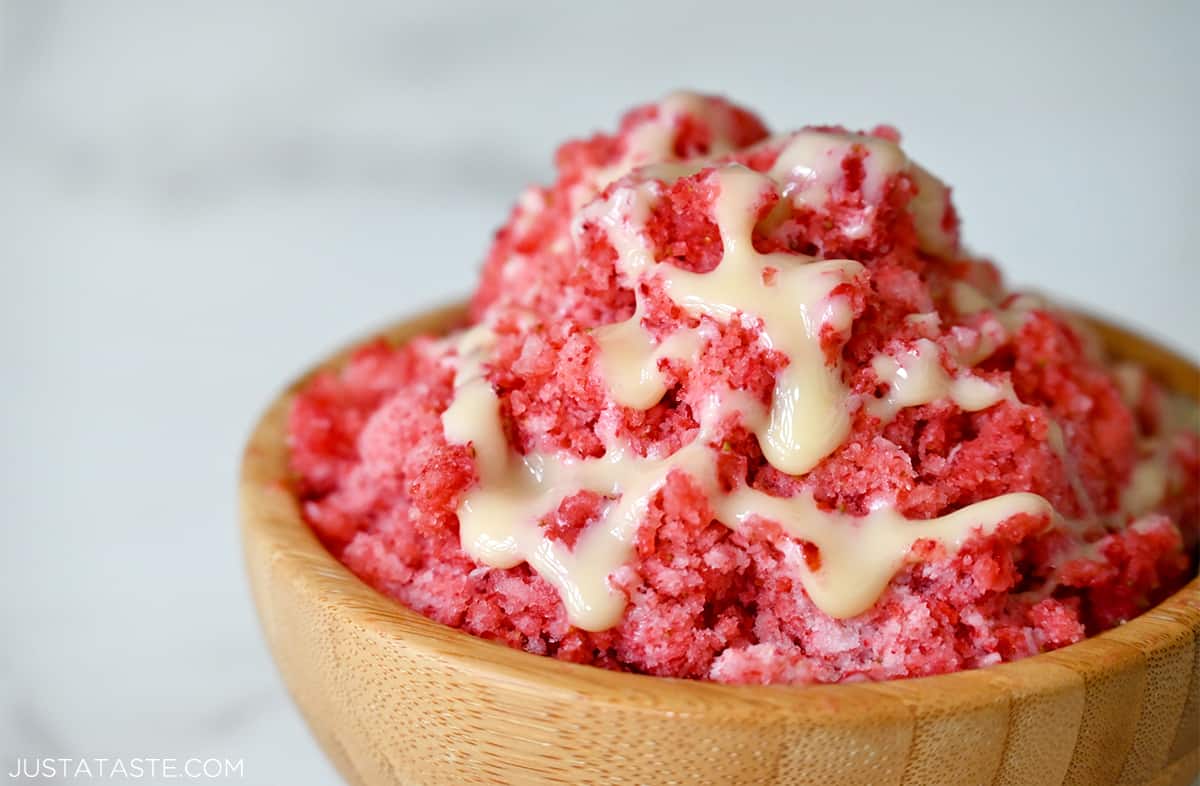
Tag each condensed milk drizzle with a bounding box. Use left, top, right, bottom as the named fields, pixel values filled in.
left=442, top=125, right=1062, bottom=631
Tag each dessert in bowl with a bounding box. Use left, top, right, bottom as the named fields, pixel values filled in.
left=242, top=93, right=1199, bottom=785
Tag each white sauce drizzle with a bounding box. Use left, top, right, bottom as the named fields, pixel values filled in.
left=869, top=338, right=1010, bottom=422
left=444, top=375, right=1054, bottom=629
left=586, top=160, right=865, bottom=475
left=995, top=293, right=1048, bottom=334
left=439, top=127, right=1064, bottom=630
left=1123, top=454, right=1169, bottom=518
left=948, top=282, right=1049, bottom=336
left=713, top=486, right=1052, bottom=619
left=657, top=167, right=862, bottom=475
left=1047, top=420, right=1097, bottom=519
left=767, top=130, right=954, bottom=255
left=586, top=92, right=738, bottom=198
left=591, top=320, right=702, bottom=411
left=951, top=281, right=995, bottom=316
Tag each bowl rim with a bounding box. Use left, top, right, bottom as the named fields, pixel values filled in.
left=240, top=301, right=1200, bottom=717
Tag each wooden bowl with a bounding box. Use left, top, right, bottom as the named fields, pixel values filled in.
left=241, top=304, right=1200, bottom=786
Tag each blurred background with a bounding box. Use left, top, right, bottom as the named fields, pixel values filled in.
left=1, top=0, right=1197, bottom=782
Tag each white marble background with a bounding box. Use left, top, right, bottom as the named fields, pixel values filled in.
left=1, top=0, right=1197, bottom=783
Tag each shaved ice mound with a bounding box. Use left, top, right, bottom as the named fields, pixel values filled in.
left=287, top=92, right=1198, bottom=684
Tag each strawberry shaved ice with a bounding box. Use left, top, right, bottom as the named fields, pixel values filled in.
left=287, top=92, right=1198, bottom=684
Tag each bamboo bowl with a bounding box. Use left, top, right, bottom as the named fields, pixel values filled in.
left=241, top=304, right=1200, bottom=786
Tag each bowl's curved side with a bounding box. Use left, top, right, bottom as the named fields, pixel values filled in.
left=240, top=305, right=1200, bottom=786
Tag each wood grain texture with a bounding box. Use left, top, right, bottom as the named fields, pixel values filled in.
left=241, top=304, right=1200, bottom=786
